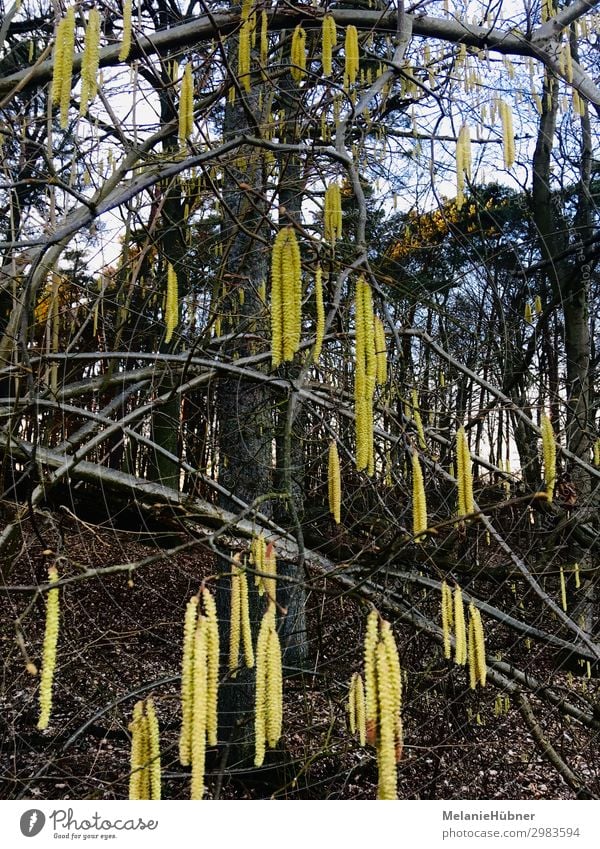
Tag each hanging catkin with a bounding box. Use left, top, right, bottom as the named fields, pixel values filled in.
left=178, top=596, right=198, bottom=766
left=254, top=604, right=282, bottom=766
left=178, top=64, right=194, bottom=143
left=344, top=25, right=359, bottom=88
left=361, top=611, right=403, bottom=800
left=374, top=315, right=387, bottom=385
left=80, top=8, right=101, bottom=116
left=260, top=11, right=268, bottom=76
left=541, top=413, right=556, bottom=502
left=37, top=566, right=60, bottom=730
left=270, top=226, right=302, bottom=366
left=190, top=618, right=208, bottom=799
left=119, top=0, right=132, bottom=62
left=128, top=697, right=161, bottom=800
left=467, top=602, right=487, bottom=688
left=363, top=609, right=379, bottom=744
left=228, top=563, right=242, bottom=674
left=456, top=425, right=474, bottom=518
left=51, top=8, right=76, bottom=129
left=202, top=587, right=220, bottom=747
left=290, top=25, right=307, bottom=82
left=328, top=440, right=342, bottom=524
left=251, top=534, right=266, bottom=592
left=229, top=558, right=254, bottom=674
left=324, top=183, right=342, bottom=243
left=145, top=698, right=162, bottom=799
left=453, top=585, right=467, bottom=665
left=456, top=124, right=471, bottom=209
left=322, top=14, right=337, bottom=77
left=354, top=276, right=376, bottom=474
left=498, top=99, right=515, bottom=169
left=176, top=588, right=221, bottom=799
left=238, top=18, right=252, bottom=92
left=441, top=580, right=453, bottom=659
left=411, top=388, right=426, bottom=450
left=313, top=264, right=325, bottom=363
left=129, top=700, right=146, bottom=800
left=348, top=672, right=367, bottom=746
left=411, top=452, right=427, bottom=541
left=165, top=263, right=179, bottom=342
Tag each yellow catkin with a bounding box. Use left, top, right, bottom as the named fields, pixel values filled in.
left=80, top=8, right=101, bottom=116
left=344, top=25, right=359, bottom=88
left=363, top=609, right=379, bottom=744
left=260, top=11, right=268, bottom=77
left=524, top=301, right=533, bottom=324
left=441, top=580, right=453, bottom=660
left=266, top=624, right=283, bottom=748
left=238, top=18, right=252, bottom=92
left=119, top=0, right=132, bottom=62
left=179, top=596, right=199, bottom=766
left=128, top=700, right=146, bottom=800
left=354, top=673, right=367, bottom=746
left=375, top=642, right=397, bottom=800
left=380, top=621, right=402, bottom=719
left=139, top=711, right=151, bottom=800
left=191, top=619, right=208, bottom=800
left=354, top=281, right=366, bottom=469
left=324, top=183, right=342, bottom=243
left=498, top=99, right=515, bottom=169
left=534, top=294, right=543, bottom=315
left=411, top=389, right=426, bottom=450
left=51, top=17, right=66, bottom=106
left=57, top=8, right=75, bottom=129
left=355, top=277, right=375, bottom=473
left=239, top=567, right=254, bottom=668
left=348, top=673, right=357, bottom=734
left=374, top=316, right=387, bottom=385
left=254, top=613, right=269, bottom=767
left=263, top=543, right=277, bottom=603
left=251, top=534, right=266, bottom=593
left=165, top=263, right=179, bottom=343
left=541, top=413, right=556, bottom=502
left=313, top=264, right=325, bottom=363
left=453, top=585, right=467, bottom=666
left=37, top=566, right=60, bottom=730
left=271, top=226, right=302, bottom=366
left=456, top=426, right=474, bottom=518
left=254, top=604, right=278, bottom=765
left=411, top=452, right=427, bottom=541
left=228, top=565, right=242, bottom=674
left=471, top=604, right=486, bottom=687
left=328, top=440, right=342, bottom=524
left=290, top=25, right=307, bottom=82
left=145, top=698, right=162, bottom=800
left=559, top=566, right=567, bottom=612
left=178, top=63, right=194, bottom=143
left=322, top=14, right=337, bottom=77
left=468, top=613, right=478, bottom=689
left=456, top=124, right=471, bottom=209
left=202, top=588, right=220, bottom=747
left=594, top=440, right=600, bottom=467
left=270, top=234, right=283, bottom=365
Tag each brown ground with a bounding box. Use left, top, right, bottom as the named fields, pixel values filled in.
left=1, top=508, right=599, bottom=801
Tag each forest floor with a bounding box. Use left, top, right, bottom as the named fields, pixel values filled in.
left=1, top=507, right=599, bottom=801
